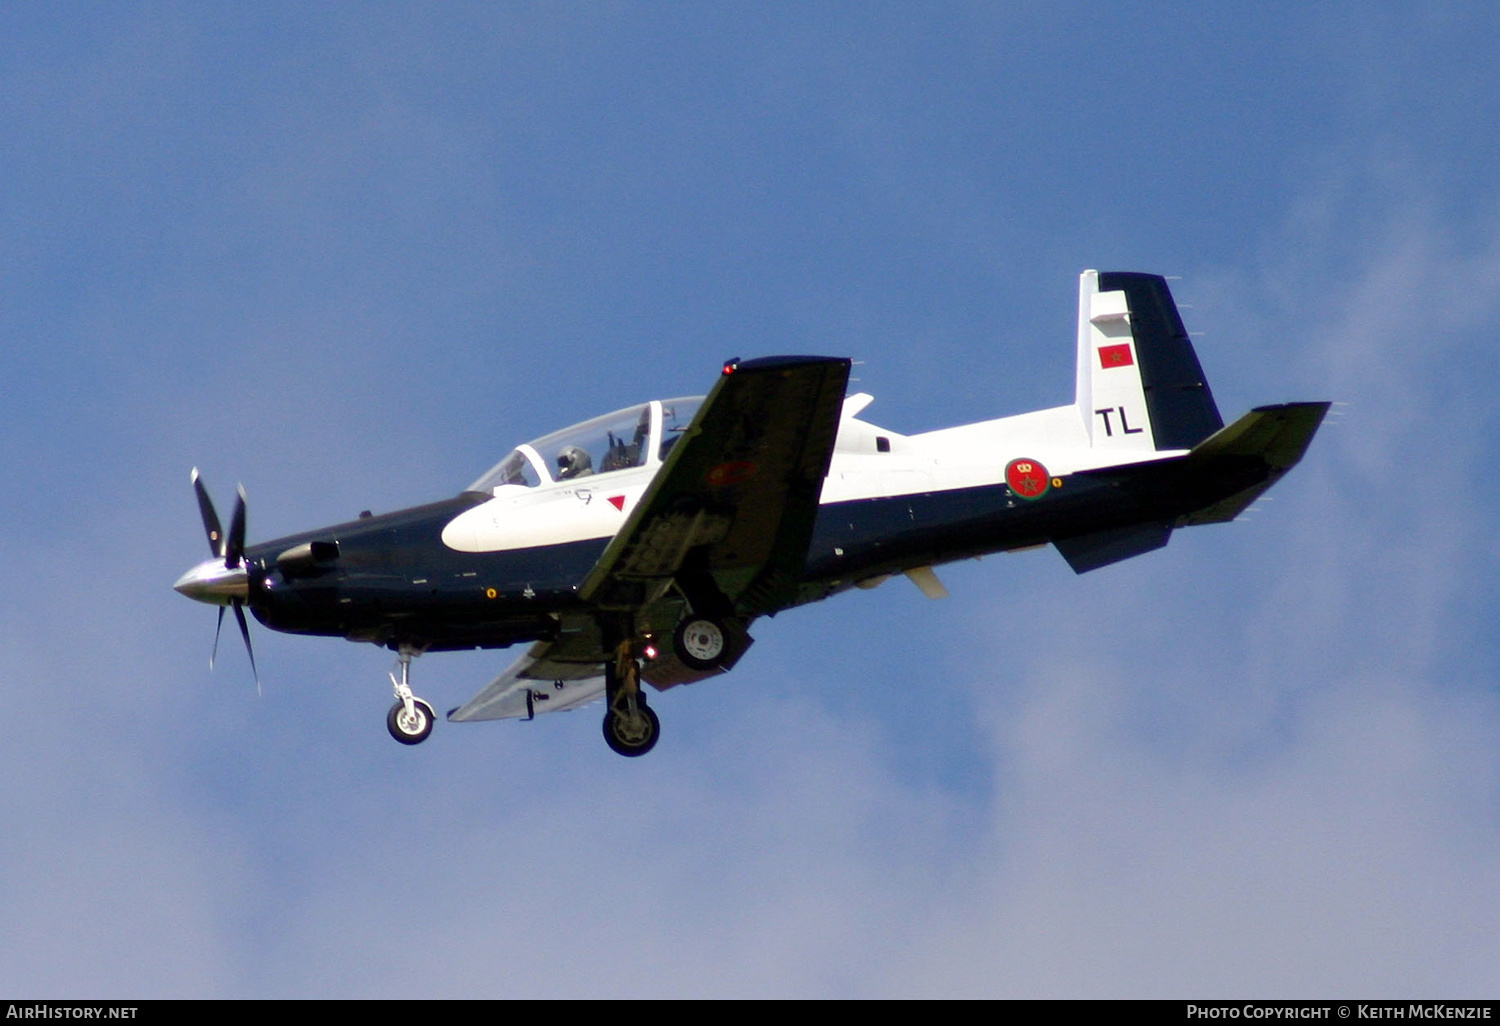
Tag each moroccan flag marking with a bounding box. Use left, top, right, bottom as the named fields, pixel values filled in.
left=1006, top=458, right=1050, bottom=500
left=1098, top=343, right=1134, bottom=369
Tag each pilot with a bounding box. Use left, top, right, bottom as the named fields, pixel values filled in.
left=556, top=444, right=593, bottom=480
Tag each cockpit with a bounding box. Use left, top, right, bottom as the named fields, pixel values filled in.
left=467, top=397, right=705, bottom=494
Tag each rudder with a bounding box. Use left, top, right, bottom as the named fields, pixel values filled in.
left=1075, top=270, right=1223, bottom=452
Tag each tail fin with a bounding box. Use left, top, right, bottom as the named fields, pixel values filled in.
left=1075, top=271, right=1223, bottom=453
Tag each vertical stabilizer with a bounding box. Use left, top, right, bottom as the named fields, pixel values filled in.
left=1075, top=271, right=1223, bottom=452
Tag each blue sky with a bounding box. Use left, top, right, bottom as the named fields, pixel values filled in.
left=3, top=3, right=1499, bottom=997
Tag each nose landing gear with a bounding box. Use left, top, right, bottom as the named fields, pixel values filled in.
left=385, top=645, right=435, bottom=745
left=387, top=697, right=435, bottom=745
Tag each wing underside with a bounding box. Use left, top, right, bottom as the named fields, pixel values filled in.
left=448, top=639, right=607, bottom=722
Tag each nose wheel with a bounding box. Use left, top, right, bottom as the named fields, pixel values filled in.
left=386, top=645, right=435, bottom=746
left=388, top=697, right=436, bottom=745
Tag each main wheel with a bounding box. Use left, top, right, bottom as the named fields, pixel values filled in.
left=602, top=700, right=660, bottom=757
left=674, top=616, right=727, bottom=671
left=387, top=698, right=435, bottom=745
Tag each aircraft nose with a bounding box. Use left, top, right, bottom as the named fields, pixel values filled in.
left=173, top=558, right=249, bottom=605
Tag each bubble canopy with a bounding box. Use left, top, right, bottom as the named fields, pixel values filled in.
left=467, top=397, right=705, bottom=494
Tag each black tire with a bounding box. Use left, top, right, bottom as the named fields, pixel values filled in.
left=673, top=616, right=727, bottom=672
left=602, top=700, right=660, bottom=758
left=387, top=698, right=435, bottom=745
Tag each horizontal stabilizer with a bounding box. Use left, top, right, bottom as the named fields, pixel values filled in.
left=1054, top=522, right=1173, bottom=574
left=1178, top=401, right=1330, bottom=525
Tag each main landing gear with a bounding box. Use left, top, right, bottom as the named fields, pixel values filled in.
left=673, top=615, right=728, bottom=672
left=598, top=614, right=729, bottom=757
left=602, top=639, right=659, bottom=757
left=386, top=645, right=435, bottom=745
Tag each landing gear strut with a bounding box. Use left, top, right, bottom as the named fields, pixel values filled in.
left=386, top=645, right=435, bottom=745
left=602, top=639, right=659, bottom=757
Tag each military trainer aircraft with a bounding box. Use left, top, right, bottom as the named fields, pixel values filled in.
left=175, top=271, right=1328, bottom=757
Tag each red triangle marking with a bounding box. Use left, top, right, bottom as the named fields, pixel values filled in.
left=607, top=495, right=625, bottom=511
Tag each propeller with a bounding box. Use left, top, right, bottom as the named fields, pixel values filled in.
left=183, top=468, right=259, bottom=692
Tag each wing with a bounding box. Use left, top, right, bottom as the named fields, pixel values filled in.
left=581, top=355, right=851, bottom=618
left=447, top=638, right=607, bottom=722
left=449, top=355, right=850, bottom=722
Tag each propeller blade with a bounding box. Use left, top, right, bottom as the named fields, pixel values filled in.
left=233, top=601, right=260, bottom=696
left=226, top=485, right=247, bottom=569
left=188, top=470, right=259, bottom=691
left=211, top=606, right=224, bottom=670
left=191, top=468, right=225, bottom=558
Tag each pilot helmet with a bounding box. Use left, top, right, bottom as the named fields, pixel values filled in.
left=556, top=444, right=592, bottom=479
